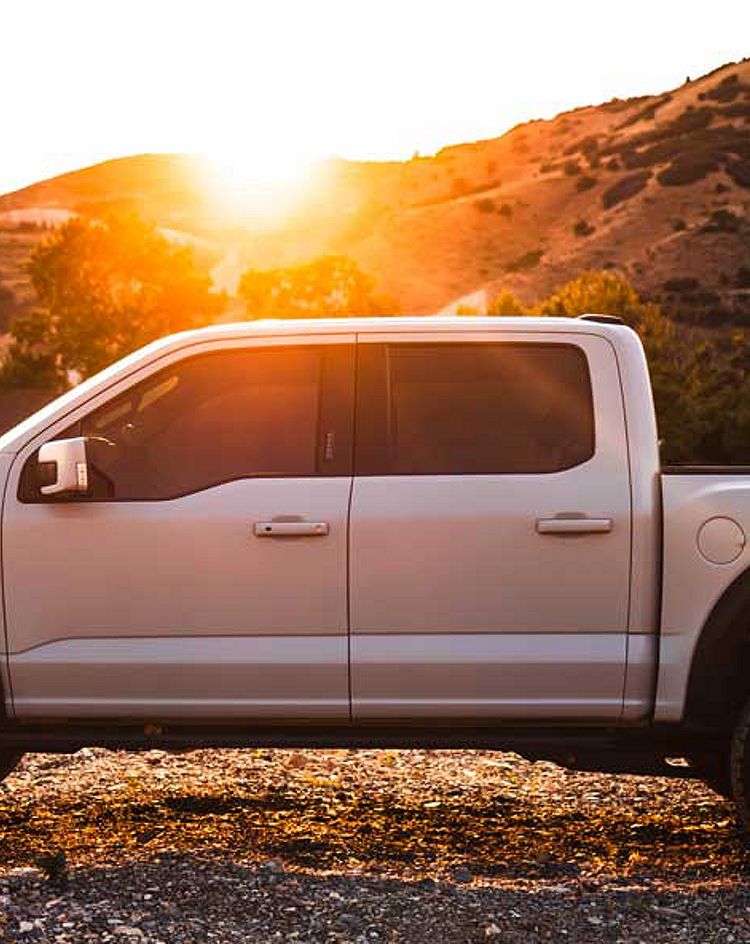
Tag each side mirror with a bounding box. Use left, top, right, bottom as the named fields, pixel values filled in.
left=37, top=437, right=90, bottom=497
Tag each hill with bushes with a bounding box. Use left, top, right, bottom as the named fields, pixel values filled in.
left=0, top=59, right=749, bottom=326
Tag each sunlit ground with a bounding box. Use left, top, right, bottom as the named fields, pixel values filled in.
left=2, top=749, right=749, bottom=941
left=0, top=749, right=743, bottom=878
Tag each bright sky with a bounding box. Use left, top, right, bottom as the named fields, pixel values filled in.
left=1, top=0, right=749, bottom=196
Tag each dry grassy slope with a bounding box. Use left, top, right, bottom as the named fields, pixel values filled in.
left=342, top=59, right=750, bottom=315
left=0, top=59, right=749, bottom=320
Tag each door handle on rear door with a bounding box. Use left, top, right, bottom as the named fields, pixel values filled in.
left=254, top=521, right=330, bottom=537
left=536, top=516, right=613, bottom=535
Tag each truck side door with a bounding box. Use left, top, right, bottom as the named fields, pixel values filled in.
left=349, top=329, right=631, bottom=720
left=3, top=336, right=355, bottom=720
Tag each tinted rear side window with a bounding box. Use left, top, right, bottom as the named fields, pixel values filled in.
left=356, top=342, right=594, bottom=475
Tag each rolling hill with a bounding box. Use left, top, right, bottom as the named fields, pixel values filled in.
left=1, top=58, right=749, bottom=327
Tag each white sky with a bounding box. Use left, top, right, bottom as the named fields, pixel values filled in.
left=1, top=0, right=749, bottom=195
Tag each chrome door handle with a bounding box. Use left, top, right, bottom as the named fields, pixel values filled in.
left=254, top=521, right=329, bottom=537
left=536, top=517, right=613, bottom=535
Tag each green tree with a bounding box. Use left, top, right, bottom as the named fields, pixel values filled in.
left=238, top=255, right=394, bottom=319
left=536, top=270, right=658, bottom=323
left=5, top=213, right=224, bottom=388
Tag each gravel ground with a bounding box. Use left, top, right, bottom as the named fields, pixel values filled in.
left=0, top=748, right=748, bottom=942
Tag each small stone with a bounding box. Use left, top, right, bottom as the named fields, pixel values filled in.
left=451, top=867, right=473, bottom=884
left=485, top=923, right=502, bottom=937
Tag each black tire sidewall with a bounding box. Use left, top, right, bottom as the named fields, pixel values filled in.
left=0, top=750, right=21, bottom=782
left=731, top=698, right=750, bottom=832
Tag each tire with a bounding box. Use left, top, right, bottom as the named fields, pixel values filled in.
left=0, top=750, right=22, bottom=782
left=731, top=697, right=750, bottom=833
left=690, top=750, right=733, bottom=799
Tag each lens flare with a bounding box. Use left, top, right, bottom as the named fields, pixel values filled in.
left=198, top=150, right=317, bottom=221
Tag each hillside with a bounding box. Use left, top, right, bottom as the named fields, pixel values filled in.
left=1, top=59, right=749, bottom=324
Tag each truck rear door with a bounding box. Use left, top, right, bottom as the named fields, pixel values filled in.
left=349, top=328, right=631, bottom=721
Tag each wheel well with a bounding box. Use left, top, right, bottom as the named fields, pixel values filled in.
left=684, top=565, right=750, bottom=732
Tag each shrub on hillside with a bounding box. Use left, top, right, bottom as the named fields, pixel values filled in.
left=663, top=277, right=701, bottom=293
left=720, top=102, right=750, bottom=120
left=497, top=203, right=513, bottom=218
left=657, top=154, right=719, bottom=186
left=576, top=175, right=597, bottom=192
left=700, top=209, right=744, bottom=233
left=620, top=139, right=684, bottom=169
left=670, top=107, right=715, bottom=133
left=615, top=94, right=673, bottom=129
left=602, top=171, right=651, bottom=209
left=572, top=220, right=595, bottom=238
left=487, top=290, right=528, bottom=316
left=562, top=134, right=601, bottom=160
left=505, top=249, right=543, bottom=273
left=536, top=271, right=658, bottom=323
left=474, top=198, right=495, bottom=213
left=727, top=159, right=750, bottom=189
left=703, top=73, right=745, bottom=103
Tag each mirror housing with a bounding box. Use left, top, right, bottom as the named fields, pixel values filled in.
left=37, top=437, right=90, bottom=497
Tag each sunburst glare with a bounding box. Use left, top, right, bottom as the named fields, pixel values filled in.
left=198, top=150, right=319, bottom=221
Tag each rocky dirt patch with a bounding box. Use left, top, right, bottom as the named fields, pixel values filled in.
left=0, top=749, right=748, bottom=941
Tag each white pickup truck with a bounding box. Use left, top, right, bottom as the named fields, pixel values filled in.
left=2, top=315, right=750, bottom=824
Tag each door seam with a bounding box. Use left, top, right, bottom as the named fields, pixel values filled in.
left=345, top=340, right=360, bottom=724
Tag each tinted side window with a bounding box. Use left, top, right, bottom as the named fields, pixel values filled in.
left=356, top=343, right=594, bottom=475
left=21, top=345, right=354, bottom=502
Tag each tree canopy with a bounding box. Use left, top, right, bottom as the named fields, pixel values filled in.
left=238, top=255, right=394, bottom=319
left=4, top=214, right=224, bottom=387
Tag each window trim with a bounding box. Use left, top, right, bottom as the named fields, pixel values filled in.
left=354, top=340, right=595, bottom=477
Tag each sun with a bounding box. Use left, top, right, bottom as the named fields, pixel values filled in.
left=197, top=149, right=319, bottom=221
